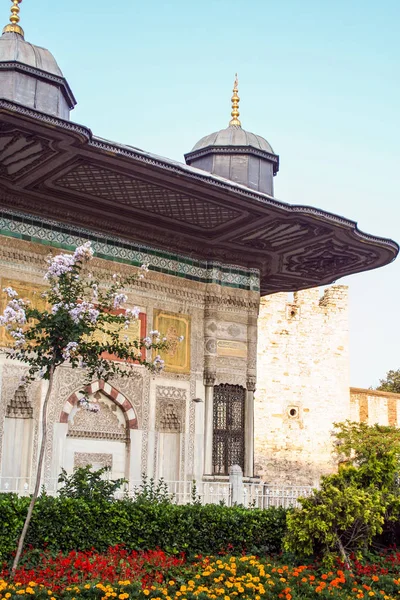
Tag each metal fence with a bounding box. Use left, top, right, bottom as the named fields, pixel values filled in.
left=0, top=475, right=314, bottom=509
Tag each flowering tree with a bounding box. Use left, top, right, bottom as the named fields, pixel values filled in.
left=0, top=242, right=170, bottom=573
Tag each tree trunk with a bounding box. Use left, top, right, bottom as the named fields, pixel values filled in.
left=12, top=366, right=55, bottom=575
left=337, top=536, right=351, bottom=570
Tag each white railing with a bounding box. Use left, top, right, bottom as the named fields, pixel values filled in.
left=0, top=474, right=314, bottom=509
left=126, top=479, right=231, bottom=505
left=243, top=483, right=315, bottom=509
left=0, top=477, right=60, bottom=495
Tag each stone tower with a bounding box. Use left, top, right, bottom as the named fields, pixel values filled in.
left=255, top=285, right=350, bottom=485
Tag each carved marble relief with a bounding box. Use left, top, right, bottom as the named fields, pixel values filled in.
left=43, top=365, right=145, bottom=483
left=155, top=387, right=187, bottom=433
left=74, top=452, right=113, bottom=470
left=154, top=386, right=187, bottom=479
left=68, top=398, right=127, bottom=440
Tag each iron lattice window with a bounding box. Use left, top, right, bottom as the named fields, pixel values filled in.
left=212, top=384, right=245, bottom=475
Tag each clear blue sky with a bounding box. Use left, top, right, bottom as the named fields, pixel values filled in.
left=12, top=0, right=400, bottom=387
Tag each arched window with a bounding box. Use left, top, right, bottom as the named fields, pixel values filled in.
left=212, top=384, right=245, bottom=475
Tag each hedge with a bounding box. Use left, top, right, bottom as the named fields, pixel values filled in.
left=0, top=493, right=287, bottom=561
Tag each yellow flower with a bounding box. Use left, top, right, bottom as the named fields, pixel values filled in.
left=143, top=591, right=150, bottom=596
left=169, top=581, right=175, bottom=586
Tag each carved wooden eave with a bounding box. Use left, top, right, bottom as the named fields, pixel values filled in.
left=0, top=100, right=398, bottom=295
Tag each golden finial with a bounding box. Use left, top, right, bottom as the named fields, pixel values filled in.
left=3, top=0, right=24, bottom=37
left=229, top=73, right=241, bottom=127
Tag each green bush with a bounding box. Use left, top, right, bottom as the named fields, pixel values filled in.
left=0, top=493, right=287, bottom=562
left=284, top=422, right=400, bottom=565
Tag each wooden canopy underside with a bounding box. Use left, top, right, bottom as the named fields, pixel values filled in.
left=0, top=101, right=397, bottom=295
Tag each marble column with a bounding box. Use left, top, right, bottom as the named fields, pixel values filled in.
left=244, top=376, right=256, bottom=477
left=245, top=311, right=258, bottom=478
left=203, top=371, right=216, bottom=475
left=203, top=289, right=219, bottom=476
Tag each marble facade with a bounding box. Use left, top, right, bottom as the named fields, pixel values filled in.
left=0, top=214, right=259, bottom=489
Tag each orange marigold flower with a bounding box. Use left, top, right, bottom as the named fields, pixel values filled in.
left=372, top=576, right=379, bottom=582
left=321, top=574, right=328, bottom=580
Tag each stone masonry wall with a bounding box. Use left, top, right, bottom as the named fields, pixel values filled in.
left=255, top=285, right=350, bottom=485
left=350, top=388, right=400, bottom=427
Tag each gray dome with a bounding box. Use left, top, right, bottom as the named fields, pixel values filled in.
left=0, top=30, right=75, bottom=119
left=191, top=125, right=275, bottom=154
left=0, top=31, right=63, bottom=76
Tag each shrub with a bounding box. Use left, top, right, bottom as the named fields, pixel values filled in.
left=0, top=493, right=287, bottom=562
left=284, top=422, right=400, bottom=565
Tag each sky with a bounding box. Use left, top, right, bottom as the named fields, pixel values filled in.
left=12, top=0, right=400, bottom=387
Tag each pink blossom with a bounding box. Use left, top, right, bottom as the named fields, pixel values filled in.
left=3, top=287, right=18, bottom=298
left=69, top=302, right=99, bottom=324
left=62, top=341, right=79, bottom=360
left=73, top=241, right=94, bottom=263
left=113, top=293, right=128, bottom=309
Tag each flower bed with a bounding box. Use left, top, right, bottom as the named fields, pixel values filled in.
left=1, top=548, right=400, bottom=599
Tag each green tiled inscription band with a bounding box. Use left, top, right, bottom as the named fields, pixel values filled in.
left=0, top=209, right=260, bottom=292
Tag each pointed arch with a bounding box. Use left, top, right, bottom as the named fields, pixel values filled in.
left=60, top=380, right=138, bottom=429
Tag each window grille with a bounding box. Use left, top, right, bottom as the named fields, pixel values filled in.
left=212, top=384, right=245, bottom=475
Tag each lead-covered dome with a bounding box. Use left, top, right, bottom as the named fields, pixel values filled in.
left=0, top=3, right=76, bottom=119
left=185, top=77, right=279, bottom=197
left=0, top=31, right=63, bottom=75
left=191, top=126, right=275, bottom=155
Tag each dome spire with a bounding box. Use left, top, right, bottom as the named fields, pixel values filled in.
left=229, top=73, right=241, bottom=127
left=3, top=0, right=24, bottom=38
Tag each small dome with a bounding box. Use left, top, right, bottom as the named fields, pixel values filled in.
left=191, top=125, right=275, bottom=155
left=0, top=28, right=75, bottom=119
left=0, top=31, right=63, bottom=76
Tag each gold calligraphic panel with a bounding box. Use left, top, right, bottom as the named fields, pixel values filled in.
left=217, top=340, right=247, bottom=358
left=0, top=278, right=48, bottom=347
left=92, top=319, right=141, bottom=347
left=153, top=310, right=191, bottom=373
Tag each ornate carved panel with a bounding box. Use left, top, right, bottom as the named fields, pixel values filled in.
left=68, top=400, right=127, bottom=440
left=233, top=220, right=330, bottom=250
left=155, top=386, right=187, bottom=433
left=74, top=452, right=113, bottom=469
left=283, top=239, right=379, bottom=279
left=54, top=163, right=241, bottom=229
left=0, top=123, right=56, bottom=180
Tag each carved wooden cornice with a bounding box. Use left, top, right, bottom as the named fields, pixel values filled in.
left=0, top=101, right=397, bottom=295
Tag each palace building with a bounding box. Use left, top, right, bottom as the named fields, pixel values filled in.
left=0, top=1, right=397, bottom=492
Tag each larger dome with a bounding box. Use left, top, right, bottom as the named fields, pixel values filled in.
left=0, top=31, right=63, bottom=76
left=191, top=126, right=275, bottom=155
left=0, top=4, right=76, bottom=120
left=185, top=77, right=279, bottom=197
